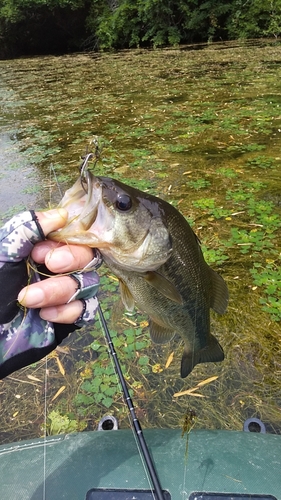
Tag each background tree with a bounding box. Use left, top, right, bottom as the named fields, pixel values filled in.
left=0, top=0, right=280, bottom=58
left=228, top=0, right=281, bottom=39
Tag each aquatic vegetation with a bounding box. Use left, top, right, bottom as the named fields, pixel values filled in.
left=187, top=178, right=211, bottom=190
left=246, top=156, right=276, bottom=170
left=250, top=262, right=281, bottom=322
left=0, top=40, right=280, bottom=443
left=47, top=410, right=86, bottom=435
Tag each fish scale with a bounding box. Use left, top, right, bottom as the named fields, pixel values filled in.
left=105, top=205, right=213, bottom=357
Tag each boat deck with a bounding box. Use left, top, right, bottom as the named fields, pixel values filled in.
left=0, top=428, right=280, bottom=499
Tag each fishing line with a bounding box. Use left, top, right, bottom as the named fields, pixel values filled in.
left=42, top=355, right=48, bottom=500
left=97, top=303, right=166, bottom=500
left=49, top=163, right=63, bottom=204
left=182, top=243, right=201, bottom=498
left=42, top=58, right=69, bottom=500
left=42, top=147, right=62, bottom=500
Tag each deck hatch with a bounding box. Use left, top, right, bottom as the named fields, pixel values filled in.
left=86, top=489, right=171, bottom=499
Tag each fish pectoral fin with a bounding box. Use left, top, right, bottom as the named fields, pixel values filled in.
left=143, top=271, right=183, bottom=304
left=149, top=320, right=175, bottom=344
left=180, top=334, right=224, bottom=378
left=210, top=268, right=229, bottom=315
left=119, top=280, right=135, bottom=312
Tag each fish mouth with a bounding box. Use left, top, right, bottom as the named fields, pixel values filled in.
left=67, top=171, right=101, bottom=231
left=48, top=171, right=103, bottom=244
left=49, top=171, right=173, bottom=270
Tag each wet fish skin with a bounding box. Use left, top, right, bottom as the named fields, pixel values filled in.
left=49, top=173, right=229, bottom=378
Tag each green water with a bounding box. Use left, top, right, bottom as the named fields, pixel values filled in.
left=0, top=40, right=280, bottom=443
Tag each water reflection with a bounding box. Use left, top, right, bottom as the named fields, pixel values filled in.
left=0, top=132, right=45, bottom=217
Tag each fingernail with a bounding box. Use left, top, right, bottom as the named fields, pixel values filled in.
left=40, top=307, right=58, bottom=321
left=18, top=286, right=45, bottom=307
left=46, top=247, right=74, bottom=271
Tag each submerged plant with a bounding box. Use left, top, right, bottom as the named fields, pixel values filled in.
left=47, top=410, right=86, bottom=435
left=250, top=262, right=281, bottom=322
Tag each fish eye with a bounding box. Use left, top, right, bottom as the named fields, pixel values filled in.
left=115, top=194, right=132, bottom=211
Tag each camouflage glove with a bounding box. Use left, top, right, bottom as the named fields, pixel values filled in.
left=0, top=211, right=102, bottom=379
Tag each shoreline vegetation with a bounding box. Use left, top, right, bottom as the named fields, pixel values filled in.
left=0, top=0, right=281, bottom=59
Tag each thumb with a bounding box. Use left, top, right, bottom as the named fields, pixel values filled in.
left=36, top=209, right=68, bottom=236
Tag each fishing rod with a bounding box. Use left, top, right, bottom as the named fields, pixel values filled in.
left=97, top=303, right=166, bottom=500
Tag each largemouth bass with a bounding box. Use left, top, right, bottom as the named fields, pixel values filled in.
left=49, top=172, right=229, bottom=378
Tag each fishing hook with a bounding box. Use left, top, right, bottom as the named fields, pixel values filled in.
left=80, top=153, right=94, bottom=193
left=80, top=136, right=103, bottom=193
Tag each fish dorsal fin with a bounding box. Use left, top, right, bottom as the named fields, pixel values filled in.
left=209, top=268, right=229, bottom=315
left=149, top=320, right=175, bottom=344
left=143, top=271, right=183, bottom=304
left=180, top=334, right=224, bottom=378
left=119, top=280, right=135, bottom=312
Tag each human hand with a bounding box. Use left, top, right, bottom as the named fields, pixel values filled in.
left=0, top=209, right=101, bottom=378
left=18, top=210, right=100, bottom=325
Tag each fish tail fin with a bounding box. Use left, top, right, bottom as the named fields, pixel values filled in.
left=180, top=350, right=200, bottom=379
left=180, top=334, right=224, bottom=378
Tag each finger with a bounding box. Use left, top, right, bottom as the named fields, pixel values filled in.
left=0, top=211, right=64, bottom=262
left=41, top=296, right=99, bottom=325
left=35, top=209, right=68, bottom=236
left=30, top=240, right=64, bottom=264
left=31, top=241, right=95, bottom=273
left=46, top=244, right=95, bottom=273
left=40, top=301, right=84, bottom=324
left=18, top=276, right=78, bottom=308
